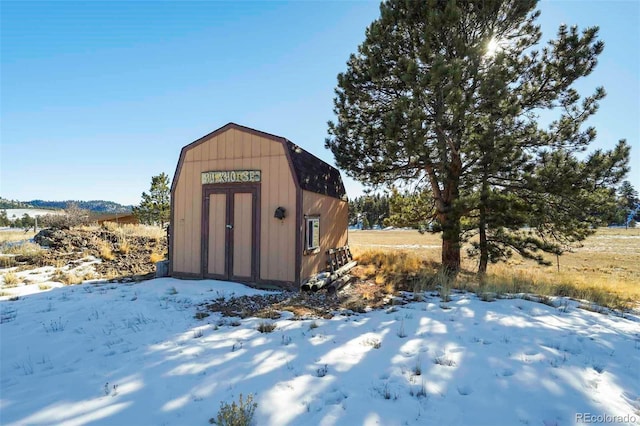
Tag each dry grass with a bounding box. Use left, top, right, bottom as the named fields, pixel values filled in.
left=51, top=269, right=84, bottom=285
left=0, top=241, right=43, bottom=257
left=0, top=242, right=45, bottom=268
left=257, top=322, right=277, bottom=333
left=150, top=252, right=165, bottom=264
left=0, top=256, right=16, bottom=268
left=99, top=222, right=165, bottom=241
left=0, top=230, right=36, bottom=244
left=349, top=228, right=640, bottom=309
left=97, top=241, right=115, bottom=261
left=2, top=271, right=20, bottom=287
left=117, top=237, right=131, bottom=255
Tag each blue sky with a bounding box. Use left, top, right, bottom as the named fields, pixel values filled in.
left=1, top=0, right=638, bottom=205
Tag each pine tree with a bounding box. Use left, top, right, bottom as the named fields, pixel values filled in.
left=326, top=0, right=630, bottom=274
left=0, top=210, right=10, bottom=227
left=133, top=173, right=170, bottom=227
left=384, top=187, right=435, bottom=232
left=617, top=181, right=639, bottom=229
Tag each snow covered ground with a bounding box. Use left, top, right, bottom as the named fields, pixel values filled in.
left=1, top=278, right=639, bottom=426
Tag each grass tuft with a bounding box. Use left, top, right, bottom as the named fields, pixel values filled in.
left=2, top=271, right=20, bottom=287
left=257, top=322, right=276, bottom=333
left=98, top=241, right=115, bottom=261
left=51, top=270, right=83, bottom=285
left=150, top=252, right=165, bottom=264
left=209, top=393, right=257, bottom=426
left=117, top=238, right=131, bottom=255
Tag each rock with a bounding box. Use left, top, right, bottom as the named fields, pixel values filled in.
left=34, top=229, right=55, bottom=247
left=155, top=260, right=169, bottom=278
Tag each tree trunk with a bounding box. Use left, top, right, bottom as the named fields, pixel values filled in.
left=478, top=175, right=489, bottom=276
left=478, top=221, right=488, bottom=275
left=441, top=214, right=461, bottom=274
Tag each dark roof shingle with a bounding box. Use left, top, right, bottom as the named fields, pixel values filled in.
left=285, top=140, right=346, bottom=200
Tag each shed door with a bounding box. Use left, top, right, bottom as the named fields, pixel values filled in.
left=203, top=187, right=258, bottom=282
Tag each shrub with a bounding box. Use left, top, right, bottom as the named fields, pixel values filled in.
left=64, top=273, right=83, bottom=285
left=2, top=271, right=19, bottom=287
left=209, top=393, right=257, bottom=426
left=364, top=338, right=381, bottom=349
left=434, top=355, right=456, bottom=367
left=316, top=364, right=329, bottom=377
left=257, top=322, right=276, bottom=333
left=40, top=204, right=91, bottom=229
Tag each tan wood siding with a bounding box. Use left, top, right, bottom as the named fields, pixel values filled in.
left=208, top=193, right=227, bottom=275
left=174, top=165, right=187, bottom=273
left=233, top=192, right=252, bottom=278
left=172, top=128, right=296, bottom=282
left=301, top=190, right=349, bottom=281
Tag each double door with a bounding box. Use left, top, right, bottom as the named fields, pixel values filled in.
left=202, top=186, right=258, bottom=281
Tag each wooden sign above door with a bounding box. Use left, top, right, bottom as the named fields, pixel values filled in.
left=201, top=170, right=261, bottom=185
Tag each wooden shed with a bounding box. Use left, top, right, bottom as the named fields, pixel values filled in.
left=92, top=212, right=139, bottom=226
left=169, top=123, right=349, bottom=289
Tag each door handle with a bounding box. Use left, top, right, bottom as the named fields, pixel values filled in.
left=226, top=224, right=233, bottom=229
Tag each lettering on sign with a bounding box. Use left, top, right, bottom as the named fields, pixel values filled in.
left=201, top=170, right=261, bottom=184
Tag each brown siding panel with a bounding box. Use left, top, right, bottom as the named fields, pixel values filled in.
left=233, top=192, right=253, bottom=278
left=192, top=163, right=202, bottom=273
left=173, top=171, right=184, bottom=272
left=209, top=193, right=226, bottom=275
left=218, top=132, right=226, bottom=160
left=301, top=190, right=349, bottom=281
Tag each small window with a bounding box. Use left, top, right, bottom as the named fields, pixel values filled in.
left=305, top=216, right=320, bottom=252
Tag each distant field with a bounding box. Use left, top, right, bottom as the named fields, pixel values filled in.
left=0, top=229, right=37, bottom=243
left=2, top=209, right=63, bottom=220
left=349, top=227, right=640, bottom=302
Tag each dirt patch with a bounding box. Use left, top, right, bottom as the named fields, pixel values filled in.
left=197, top=279, right=399, bottom=320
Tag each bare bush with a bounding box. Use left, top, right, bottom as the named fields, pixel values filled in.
left=40, top=204, right=91, bottom=230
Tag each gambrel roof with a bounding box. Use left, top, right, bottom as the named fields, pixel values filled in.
left=171, top=122, right=347, bottom=200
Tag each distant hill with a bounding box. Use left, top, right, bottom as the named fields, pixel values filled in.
left=0, top=197, right=132, bottom=213
left=27, top=200, right=133, bottom=213
left=0, top=198, right=33, bottom=209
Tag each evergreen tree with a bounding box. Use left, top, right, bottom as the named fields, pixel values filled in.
left=326, top=0, right=629, bottom=274
left=617, top=181, right=639, bottom=229
left=362, top=216, right=370, bottom=230
left=133, top=173, right=170, bottom=227
left=349, top=193, right=392, bottom=228
left=384, top=187, right=435, bottom=232
left=11, top=213, right=35, bottom=229
left=0, top=210, right=10, bottom=227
